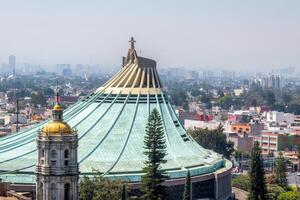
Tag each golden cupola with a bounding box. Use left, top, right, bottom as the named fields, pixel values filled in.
left=41, top=93, right=72, bottom=135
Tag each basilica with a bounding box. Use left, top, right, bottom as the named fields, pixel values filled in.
left=0, top=38, right=232, bottom=200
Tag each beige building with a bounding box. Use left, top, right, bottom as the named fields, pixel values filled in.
left=227, top=132, right=253, bottom=153
left=254, top=130, right=300, bottom=155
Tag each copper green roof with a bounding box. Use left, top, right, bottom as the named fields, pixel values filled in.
left=0, top=39, right=227, bottom=184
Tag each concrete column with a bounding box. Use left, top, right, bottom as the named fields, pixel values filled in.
left=214, top=174, right=219, bottom=200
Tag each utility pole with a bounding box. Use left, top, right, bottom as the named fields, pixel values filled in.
left=16, top=98, right=19, bottom=132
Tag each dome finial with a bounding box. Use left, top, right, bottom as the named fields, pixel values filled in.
left=129, top=37, right=136, bottom=50
left=55, top=91, right=61, bottom=105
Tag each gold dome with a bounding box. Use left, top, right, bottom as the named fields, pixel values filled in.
left=41, top=121, right=72, bottom=135
left=53, top=104, right=62, bottom=110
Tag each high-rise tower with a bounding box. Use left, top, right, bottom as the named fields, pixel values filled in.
left=9, top=55, right=16, bottom=76
left=36, top=94, right=79, bottom=200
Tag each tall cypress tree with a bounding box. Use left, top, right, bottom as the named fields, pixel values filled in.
left=122, top=184, right=126, bottom=200
left=275, top=152, right=288, bottom=188
left=182, top=170, right=191, bottom=200
left=141, top=108, right=167, bottom=200
left=248, top=141, right=267, bottom=200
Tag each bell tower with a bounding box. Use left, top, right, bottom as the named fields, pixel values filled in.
left=36, top=94, right=78, bottom=200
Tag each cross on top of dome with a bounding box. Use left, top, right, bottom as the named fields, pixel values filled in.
left=129, top=37, right=136, bottom=50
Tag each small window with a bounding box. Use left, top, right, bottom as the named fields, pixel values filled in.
left=64, top=160, right=69, bottom=166
left=41, top=149, right=45, bottom=158
left=64, top=150, right=69, bottom=159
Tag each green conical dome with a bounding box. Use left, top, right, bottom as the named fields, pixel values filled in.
left=0, top=38, right=228, bottom=184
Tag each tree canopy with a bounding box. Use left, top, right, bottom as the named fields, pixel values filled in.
left=275, top=152, right=288, bottom=189
left=189, top=125, right=234, bottom=158
left=79, top=174, right=127, bottom=200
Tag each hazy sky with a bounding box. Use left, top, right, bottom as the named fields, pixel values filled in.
left=0, top=0, right=299, bottom=71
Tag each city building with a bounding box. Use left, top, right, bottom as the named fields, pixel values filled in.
left=255, top=74, right=284, bottom=90
left=185, top=119, right=220, bottom=130
left=0, top=39, right=232, bottom=199
left=227, top=132, right=253, bottom=152
left=266, top=111, right=294, bottom=125
left=254, top=130, right=300, bottom=155
left=36, top=99, right=78, bottom=200
left=178, top=110, right=213, bottom=125
left=231, top=122, right=264, bottom=136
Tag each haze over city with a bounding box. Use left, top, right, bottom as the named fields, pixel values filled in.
left=0, top=0, right=299, bottom=72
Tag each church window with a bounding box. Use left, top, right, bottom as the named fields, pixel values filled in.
left=64, top=149, right=69, bottom=159
left=64, top=183, right=70, bottom=200
left=51, top=150, right=57, bottom=158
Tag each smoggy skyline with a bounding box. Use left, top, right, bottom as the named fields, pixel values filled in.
left=0, top=0, right=299, bottom=71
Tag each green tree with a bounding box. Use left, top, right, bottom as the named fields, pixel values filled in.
left=297, top=145, right=300, bottom=172
left=266, top=184, right=285, bottom=200
left=30, top=91, right=47, bottom=106
left=79, top=176, right=96, bottom=200
left=141, top=108, right=167, bottom=200
left=232, top=175, right=250, bottom=192
left=278, top=191, right=299, bottom=200
left=281, top=91, right=293, bottom=104
left=79, top=173, right=126, bottom=200
left=217, top=95, right=233, bottom=110
left=264, top=89, right=276, bottom=106
left=248, top=141, right=267, bottom=200
left=240, top=115, right=251, bottom=123
left=122, top=184, right=126, bottom=200
left=190, top=88, right=201, bottom=97
left=275, top=152, right=288, bottom=188
left=183, top=101, right=189, bottom=111
left=189, top=125, right=234, bottom=158
left=182, top=170, right=191, bottom=200
left=43, top=87, right=54, bottom=96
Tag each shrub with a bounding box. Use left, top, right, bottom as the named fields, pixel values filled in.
left=278, top=191, right=299, bottom=200
left=232, top=175, right=250, bottom=192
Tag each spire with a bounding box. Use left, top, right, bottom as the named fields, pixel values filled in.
left=124, top=37, right=138, bottom=66
left=52, top=90, right=63, bottom=121
left=55, top=91, right=61, bottom=105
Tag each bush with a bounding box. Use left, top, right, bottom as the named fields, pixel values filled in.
left=266, top=174, right=277, bottom=185
left=232, top=175, right=250, bottom=192
left=266, top=184, right=285, bottom=200
left=278, top=191, right=299, bottom=200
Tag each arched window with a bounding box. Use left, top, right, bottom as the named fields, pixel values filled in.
left=50, top=150, right=57, bottom=166
left=51, top=150, right=57, bottom=158
left=50, top=183, right=57, bottom=200
left=64, top=149, right=69, bottom=159
left=64, top=183, right=70, bottom=200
